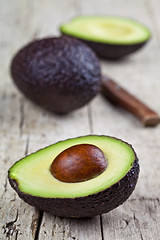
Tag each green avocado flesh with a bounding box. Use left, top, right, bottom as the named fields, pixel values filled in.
left=60, top=16, right=151, bottom=45
left=9, top=135, right=135, bottom=199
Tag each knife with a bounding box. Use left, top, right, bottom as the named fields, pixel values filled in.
left=101, top=75, right=160, bottom=127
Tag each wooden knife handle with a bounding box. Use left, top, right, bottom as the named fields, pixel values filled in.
left=101, top=76, right=160, bottom=127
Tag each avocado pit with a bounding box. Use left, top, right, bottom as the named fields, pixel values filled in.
left=50, top=144, right=107, bottom=183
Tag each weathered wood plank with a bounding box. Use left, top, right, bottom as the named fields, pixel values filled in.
left=0, top=92, right=40, bottom=240
left=144, top=0, right=160, bottom=45
left=1, top=1, right=89, bottom=239
left=79, top=0, right=160, bottom=239
left=39, top=214, right=102, bottom=240
left=36, top=0, right=102, bottom=238
left=0, top=0, right=43, bottom=238
left=0, top=0, right=101, bottom=239
left=101, top=198, right=160, bottom=240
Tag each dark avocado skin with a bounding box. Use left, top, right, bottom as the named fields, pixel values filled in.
left=80, top=39, right=147, bottom=60
left=8, top=148, right=139, bottom=218
left=62, top=34, right=148, bottom=60
left=11, top=36, right=101, bottom=113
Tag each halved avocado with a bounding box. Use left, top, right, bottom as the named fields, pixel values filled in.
left=60, top=16, right=151, bottom=59
left=8, top=135, right=139, bottom=218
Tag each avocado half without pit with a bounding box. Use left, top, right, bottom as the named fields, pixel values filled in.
left=11, top=36, right=101, bottom=113
left=8, top=135, right=139, bottom=218
left=60, top=16, right=151, bottom=59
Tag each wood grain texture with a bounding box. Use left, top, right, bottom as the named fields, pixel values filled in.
left=0, top=1, right=41, bottom=239
left=0, top=0, right=101, bottom=239
left=0, top=0, right=160, bottom=239
left=79, top=0, right=160, bottom=239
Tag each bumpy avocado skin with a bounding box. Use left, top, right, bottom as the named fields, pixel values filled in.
left=11, top=36, right=101, bottom=113
left=80, top=39, right=147, bottom=59
left=8, top=152, right=139, bottom=218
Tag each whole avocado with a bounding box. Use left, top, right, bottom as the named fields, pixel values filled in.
left=11, top=36, right=101, bottom=113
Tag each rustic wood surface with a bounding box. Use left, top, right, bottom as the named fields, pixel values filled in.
left=0, top=0, right=160, bottom=239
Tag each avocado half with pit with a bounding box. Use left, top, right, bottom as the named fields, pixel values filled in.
left=60, top=16, right=151, bottom=59
left=8, top=135, right=139, bottom=218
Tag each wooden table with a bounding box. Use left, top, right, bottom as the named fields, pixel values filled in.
left=1, top=0, right=160, bottom=239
